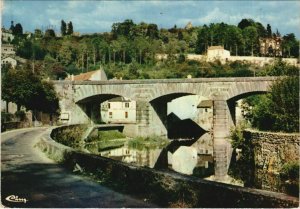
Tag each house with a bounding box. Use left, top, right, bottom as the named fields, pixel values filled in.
left=101, top=97, right=136, bottom=124
left=207, top=46, right=230, bottom=63
left=1, top=57, right=17, bottom=68
left=65, top=68, right=107, bottom=81
left=1, top=44, right=15, bottom=55
left=1, top=28, right=14, bottom=43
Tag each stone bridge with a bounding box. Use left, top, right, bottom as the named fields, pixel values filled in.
left=53, top=77, right=277, bottom=179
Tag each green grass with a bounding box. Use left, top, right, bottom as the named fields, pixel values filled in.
left=128, top=136, right=170, bottom=150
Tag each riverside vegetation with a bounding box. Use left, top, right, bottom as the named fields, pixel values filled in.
left=229, top=64, right=299, bottom=196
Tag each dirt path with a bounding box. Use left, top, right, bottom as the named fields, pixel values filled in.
left=1, top=128, right=156, bottom=208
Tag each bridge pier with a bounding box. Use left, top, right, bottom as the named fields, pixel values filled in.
left=213, top=100, right=233, bottom=180
left=131, top=100, right=167, bottom=137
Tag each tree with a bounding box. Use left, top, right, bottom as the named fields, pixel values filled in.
left=146, top=24, right=159, bottom=39
left=34, top=29, right=43, bottom=38
left=238, top=19, right=255, bottom=30
left=195, top=25, right=210, bottom=54
left=255, top=22, right=267, bottom=38
left=2, top=66, right=59, bottom=115
left=61, top=20, right=67, bottom=36
left=67, top=21, right=73, bottom=35
left=282, top=33, right=299, bottom=58
left=243, top=26, right=258, bottom=56
left=112, top=19, right=136, bottom=39
left=13, top=23, right=23, bottom=35
left=58, top=41, right=75, bottom=66
left=134, top=36, right=148, bottom=64
left=44, top=29, right=56, bottom=38
left=266, top=24, right=272, bottom=37
left=250, top=76, right=299, bottom=132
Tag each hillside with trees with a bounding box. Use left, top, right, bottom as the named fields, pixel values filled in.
left=2, top=18, right=298, bottom=80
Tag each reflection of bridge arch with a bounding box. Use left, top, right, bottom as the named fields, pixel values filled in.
left=149, top=93, right=198, bottom=138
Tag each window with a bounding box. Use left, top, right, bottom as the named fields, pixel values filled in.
left=125, top=111, right=128, bottom=118
left=109, top=112, right=112, bottom=118
left=108, top=103, right=111, bottom=109
left=125, top=102, right=129, bottom=108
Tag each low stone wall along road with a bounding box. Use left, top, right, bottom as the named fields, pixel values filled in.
left=0, top=128, right=156, bottom=208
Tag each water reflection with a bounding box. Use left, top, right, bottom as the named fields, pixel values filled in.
left=98, top=144, right=214, bottom=177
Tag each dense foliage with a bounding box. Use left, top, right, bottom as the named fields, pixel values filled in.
left=3, top=18, right=298, bottom=81
left=1, top=64, right=59, bottom=115
left=229, top=123, right=254, bottom=186
left=242, top=60, right=299, bottom=133
left=250, top=76, right=299, bottom=132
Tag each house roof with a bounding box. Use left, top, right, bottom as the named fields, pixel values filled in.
left=108, top=97, right=132, bottom=102
left=66, top=69, right=107, bottom=81
left=71, top=71, right=97, bottom=81
left=197, top=100, right=213, bottom=108
left=208, top=46, right=224, bottom=50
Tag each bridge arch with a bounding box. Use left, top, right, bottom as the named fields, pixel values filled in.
left=76, top=93, right=131, bottom=124
left=224, top=79, right=272, bottom=101
left=149, top=92, right=207, bottom=139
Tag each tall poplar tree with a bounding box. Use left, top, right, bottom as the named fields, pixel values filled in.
left=61, top=20, right=67, bottom=36
left=67, top=21, right=73, bottom=35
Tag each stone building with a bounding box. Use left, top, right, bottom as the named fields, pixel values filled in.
left=1, top=28, right=14, bottom=43
left=185, top=22, right=193, bottom=30
left=259, top=37, right=282, bottom=57
left=1, top=44, right=15, bottom=55
left=1, top=57, right=17, bottom=68
left=207, top=46, right=230, bottom=63
left=101, top=97, right=136, bottom=124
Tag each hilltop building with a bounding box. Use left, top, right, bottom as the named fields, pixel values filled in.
left=207, top=46, right=230, bottom=62
left=1, top=44, right=26, bottom=68
left=259, top=36, right=282, bottom=57
left=185, top=22, right=193, bottom=30
left=1, top=27, right=14, bottom=43
left=1, top=44, right=15, bottom=55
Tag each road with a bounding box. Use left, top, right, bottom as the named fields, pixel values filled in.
left=1, top=128, right=156, bottom=208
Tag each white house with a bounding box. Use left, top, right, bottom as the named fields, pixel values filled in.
left=1, top=57, right=17, bottom=68
left=1, top=28, right=14, bottom=42
left=101, top=97, right=136, bottom=124
left=207, top=46, right=230, bottom=63
left=1, top=44, right=15, bottom=55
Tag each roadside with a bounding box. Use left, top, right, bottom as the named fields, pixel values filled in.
left=1, top=128, right=157, bottom=208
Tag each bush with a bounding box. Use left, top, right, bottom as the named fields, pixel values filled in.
left=280, top=162, right=299, bottom=196
left=1, top=111, right=14, bottom=123
left=229, top=124, right=255, bottom=186
left=15, top=110, right=26, bottom=121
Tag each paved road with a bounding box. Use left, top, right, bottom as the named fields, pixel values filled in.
left=1, top=128, right=156, bottom=208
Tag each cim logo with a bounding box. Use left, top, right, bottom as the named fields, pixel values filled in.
left=5, top=195, right=28, bottom=203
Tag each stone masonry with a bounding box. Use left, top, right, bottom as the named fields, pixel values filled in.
left=53, top=77, right=276, bottom=179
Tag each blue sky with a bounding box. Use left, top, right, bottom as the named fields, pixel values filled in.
left=2, top=1, right=300, bottom=38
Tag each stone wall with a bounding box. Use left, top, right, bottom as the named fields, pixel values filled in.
left=244, top=129, right=299, bottom=193
left=35, top=127, right=299, bottom=208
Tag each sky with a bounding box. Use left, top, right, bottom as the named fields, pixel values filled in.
left=1, top=1, right=300, bottom=38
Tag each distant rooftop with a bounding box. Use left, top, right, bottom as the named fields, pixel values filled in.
left=208, top=46, right=224, bottom=50
left=65, top=69, right=107, bottom=81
